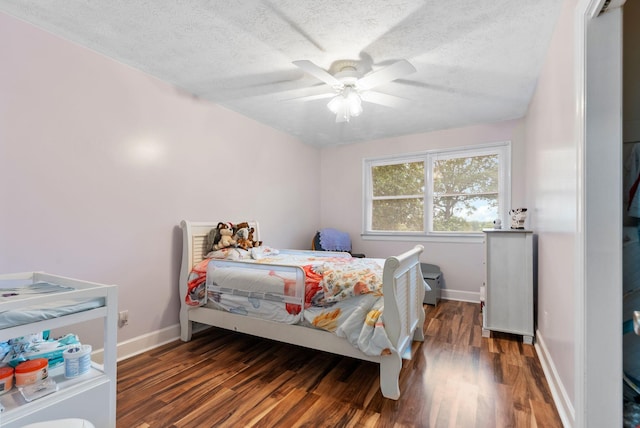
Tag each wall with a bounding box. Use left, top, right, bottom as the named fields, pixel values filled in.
left=523, top=0, right=578, bottom=422
left=0, top=12, right=320, bottom=352
left=319, top=119, right=526, bottom=301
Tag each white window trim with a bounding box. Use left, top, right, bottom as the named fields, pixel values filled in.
left=362, top=141, right=511, bottom=242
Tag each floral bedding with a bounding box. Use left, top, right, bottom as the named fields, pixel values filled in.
left=185, top=249, right=394, bottom=356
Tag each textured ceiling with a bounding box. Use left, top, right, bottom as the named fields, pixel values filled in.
left=0, top=1, right=563, bottom=146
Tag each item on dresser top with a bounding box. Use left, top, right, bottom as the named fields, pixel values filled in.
left=4, top=333, right=80, bottom=369
left=0, top=341, right=10, bottom=362
left=19, top=378, right=58, bottom=402
left=14, top=358, right=48, bottom=387
left=0, top=366, right=14, bottom=394
left=63, top=345, right=92, bottom=378
left=509, top=208, right=528, bottom=229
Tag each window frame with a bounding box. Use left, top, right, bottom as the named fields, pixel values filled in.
left=362, top=141, right=511, bottom=241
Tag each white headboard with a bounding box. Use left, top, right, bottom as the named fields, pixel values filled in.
left=178, top=220, right=260, bottom=309
left=180, top=220, right=260, bottom=268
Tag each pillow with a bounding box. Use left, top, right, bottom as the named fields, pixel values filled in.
left=250, top=246, right=279, bottom=260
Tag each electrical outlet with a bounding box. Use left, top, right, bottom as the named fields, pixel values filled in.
left=119, top=310, right=129, bottom=327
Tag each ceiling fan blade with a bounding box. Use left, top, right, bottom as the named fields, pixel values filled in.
left=285, top=92, right=335, bottom=102
left=356, top=59, right=416, bottom=91
left=361, top=91, right=413, bottom=109
left=293, top=60, right=344, bottom=89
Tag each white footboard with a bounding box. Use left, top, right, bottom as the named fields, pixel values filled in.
left=379, top=244, right=426, bottom=399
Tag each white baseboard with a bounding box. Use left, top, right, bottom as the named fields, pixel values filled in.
left=535, top=330, right=574, bottom=427
left=441, top=289, right=480, bottom=303
left=92, top=324, right=181, bottom=364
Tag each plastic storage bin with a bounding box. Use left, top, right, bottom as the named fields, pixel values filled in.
left=420, top=263, right=441, bottom=306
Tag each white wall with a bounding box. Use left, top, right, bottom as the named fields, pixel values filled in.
left=581, top=5, right=624, bottom=425
left=523, top=0, right=580, bottom=423
left=0, top=12, right=321, bottom=350
left=319, top=119, right=527, bottom=301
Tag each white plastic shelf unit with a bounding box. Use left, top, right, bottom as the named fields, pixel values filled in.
left=0, top=272, right=117, bottom=428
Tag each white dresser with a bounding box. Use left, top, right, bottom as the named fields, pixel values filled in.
left=482, top=229, right=535, bottom=344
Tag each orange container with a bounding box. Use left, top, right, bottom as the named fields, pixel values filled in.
left=15, top=358, right=48, bottom=387
left=0, top=366, right=14, bottom=394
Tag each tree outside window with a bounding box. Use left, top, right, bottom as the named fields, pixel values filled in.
left=371, top=161, right=425, bottom=232
left=364, top=142, right=510, bottom=236
left=432, top=154, right=499, bottom=232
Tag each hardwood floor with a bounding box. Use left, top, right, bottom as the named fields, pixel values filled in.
left=116, top=300, right=562, bottom=427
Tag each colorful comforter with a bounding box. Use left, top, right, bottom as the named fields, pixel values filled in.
left=185, top=250, right=394, bottom=356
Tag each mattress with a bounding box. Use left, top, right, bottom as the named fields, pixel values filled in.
left=0, top=280, right=105, bottom=329
left=199, top=251, right=394, bottom=355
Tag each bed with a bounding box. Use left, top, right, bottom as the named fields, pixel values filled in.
left=178, top=220, right=426, bottom=400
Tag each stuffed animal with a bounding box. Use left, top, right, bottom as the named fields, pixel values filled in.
left=248, top=227, right=262, bottom=248
left=212, top=222, right=237, bottom=250
left=234, top=222, right=250, bottom=232
left=205, top=227, right=221, bottom=253
left=234, top=227, right=253, bottom=250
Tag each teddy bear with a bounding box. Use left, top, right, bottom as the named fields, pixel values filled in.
left=234, top=221, right=253, bottom=232
left=205, top=227, right=221, bottom=253
left=248, top=226, right=262, bottom=248
left=212, top=222, right=237, bottom=250
left=234, top=227, right=253, bottom=250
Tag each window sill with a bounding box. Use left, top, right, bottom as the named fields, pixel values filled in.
left=361, top=233, right=485, bottom=244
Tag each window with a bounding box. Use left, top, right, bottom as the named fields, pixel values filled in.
left=363, top=142, right=511, bottom=237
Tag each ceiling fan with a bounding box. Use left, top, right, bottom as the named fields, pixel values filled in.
left=292, top=59, right=416, bottom=123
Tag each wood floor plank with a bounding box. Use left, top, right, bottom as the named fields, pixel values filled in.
left=116, top=300, right=563, bottom=427
left=260, top=388, right=321, bottom=427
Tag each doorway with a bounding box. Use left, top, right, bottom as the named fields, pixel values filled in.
left=623, top=1, right=640, bottom=425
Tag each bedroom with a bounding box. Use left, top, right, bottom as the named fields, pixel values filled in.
left=0, top=0, right=632, bottom=426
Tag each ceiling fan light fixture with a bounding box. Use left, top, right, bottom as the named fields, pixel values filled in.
left=345, top=91, right=362, bottom=117
left=327, top=94, right=344, bottom=115
left=293, top=58, right=415, bottom=123
left=327, top=86, right=362, bottom=122
left=328, top=96, right=351, bottom=122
